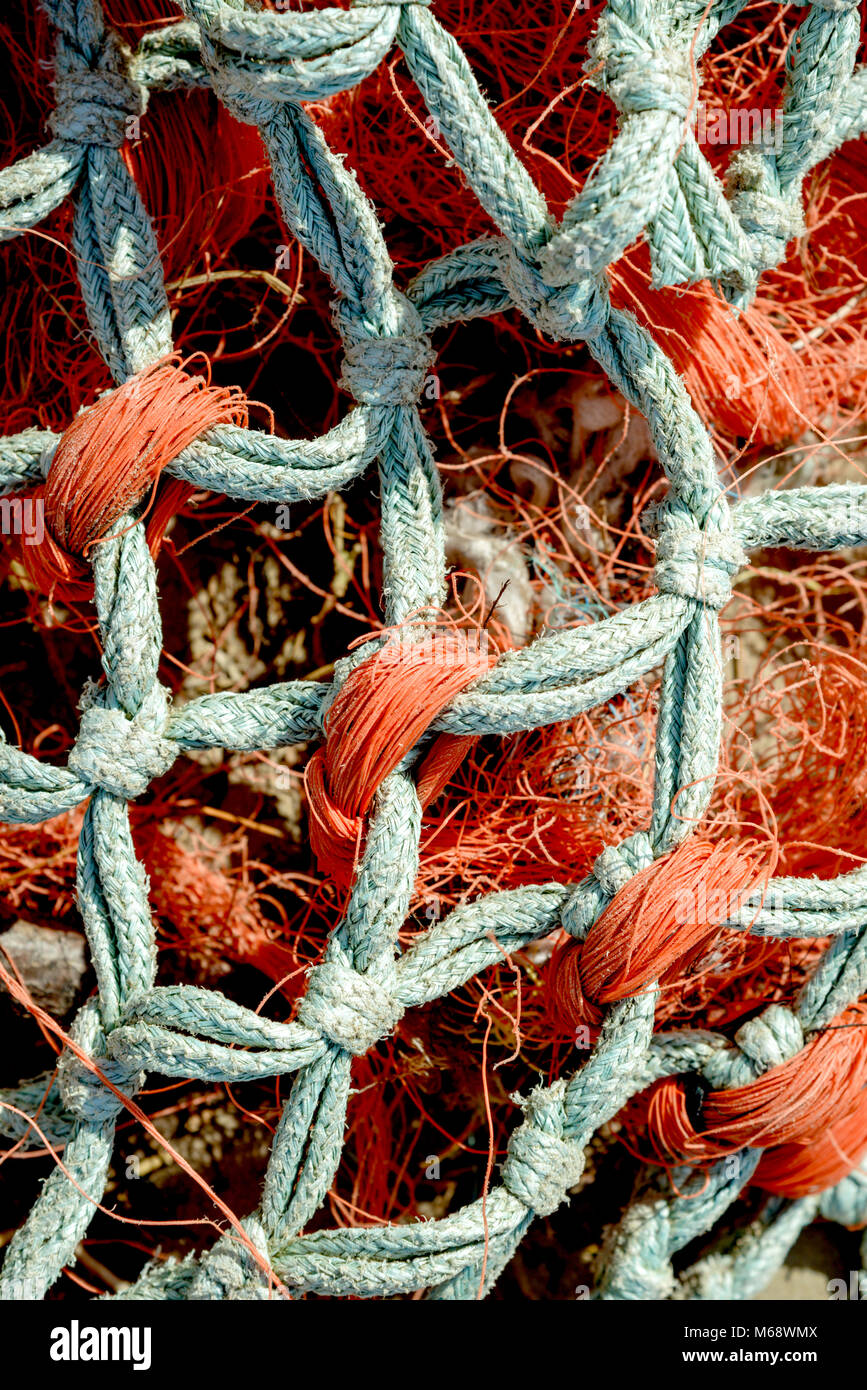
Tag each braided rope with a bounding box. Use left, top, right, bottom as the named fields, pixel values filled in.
left=0, top=0, right=866, bottom=1301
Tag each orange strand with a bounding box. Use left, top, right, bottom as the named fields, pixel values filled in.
left=20, top=357, right=247, bottom=605
left=752, top=1091, right=867, bottom=1203
left=548, top=837, right=773, bottom=1029
left=306, top=632, right=495, bottom=887
left=647, top=1000, right=867, bottom=1163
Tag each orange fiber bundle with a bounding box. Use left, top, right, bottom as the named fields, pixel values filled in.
left=611, top=240, right=866, bottom=452
left=18, top=357, right=247, bottom=605
left=646, top=999, right=867, bottom=1162
left=547, top=838, right=774, bottom=1029
left=752, top=1091, right=867, bottom=1202
left=306, top=631, right=495, bottom=886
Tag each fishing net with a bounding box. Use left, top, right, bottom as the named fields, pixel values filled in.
left=0, top=0, right=866, bottom=1301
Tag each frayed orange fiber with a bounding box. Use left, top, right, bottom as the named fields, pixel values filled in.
left=21, top=357, right=247, bottom=603
left=44, top=357, right=246, bottom=553
left=548, top=837, right=772, bottom=1028
left=136, top=826, right=298, bottom=996
left=646, top=1000, right=867, bottom=1162
left=307, top=632, right=495, bottom=887
left=752, top=1091, right=867, bottom=1202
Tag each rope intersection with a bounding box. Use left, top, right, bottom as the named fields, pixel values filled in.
left=0, top=0, right=866, bottom=1300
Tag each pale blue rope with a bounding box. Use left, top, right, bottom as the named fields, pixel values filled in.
left=0, top=0, right=865, bottom=1302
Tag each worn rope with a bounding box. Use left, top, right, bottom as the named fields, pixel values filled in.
left=0, top=0, right=865, bottom=1301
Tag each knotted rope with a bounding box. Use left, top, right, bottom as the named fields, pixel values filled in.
left=21, top=357, right=247, bottom=602
left=0, top=0, right=866, bottom=1303
left=306, top=631, right=493, bottom=885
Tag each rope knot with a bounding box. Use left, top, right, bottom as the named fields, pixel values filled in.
left=307, top=629, right=494, bottom=886
left=593, top=832, right=655, bottom=900
left=69, top=683, right=176, bottom=799
left=500, top=242, right=609, bottom=341
left=604, top=48, right=695, bottom=119
left=730, top=1005, right=804, bottom=1079
left=650, top=500, right=746, bottom=608
left=562, top=831, right=655, bottom=939
left=726, top=146, right=805, bottom=285
left=501, top=1081, right=584, bottom=1216
left=49, top=29, right=147, bottom=148
left=298, top=960, right=403, bottom=1056
left=339, top=333, right=434, bottom=406
left=336, top=293, right=433, bottom=406
left=58, top=1002, right=143, bottom=1123
left=187, top=1216, right=274, bottom=1301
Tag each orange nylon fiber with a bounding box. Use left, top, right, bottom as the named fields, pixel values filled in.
left=44, top=356, right=247, bottom=554
left=20, top=357, right=247, bottom=604
left=752, top=1090, right=867, bottom=1202
left=548, top=838, right=771, bottom=1028
left=306, top=632, right=495, bottom=886
left=647, top=1000, right=867, bottom=1161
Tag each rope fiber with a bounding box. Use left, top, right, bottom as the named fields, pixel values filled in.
left=0, top=0, right=866, bottom=1301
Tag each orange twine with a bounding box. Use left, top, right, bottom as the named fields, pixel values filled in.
left=751, top=1089, right=867, bottom=1204
left=306, top=632, right=495, bottom=887
left=548, top=837, right=773, bottom=1028
left=20, top=357, right=247, bottom=604
left=646, top=999, right=867, bottom=1163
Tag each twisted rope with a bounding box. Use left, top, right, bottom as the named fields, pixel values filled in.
left=0, top=0, right=866, bottom=1301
